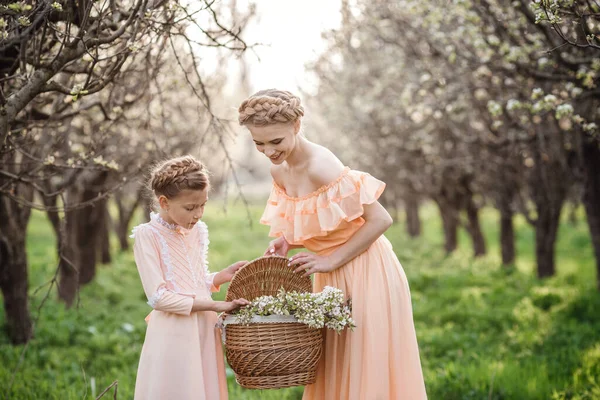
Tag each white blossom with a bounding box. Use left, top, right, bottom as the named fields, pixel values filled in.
left=583, top=122, right=598, bottom=132
left=234, top=286, right=356, bottom=334
left=531, top=88, right=544, bottom=100
left=487, top=101, right=503, bottom=117
left=555, top=103, right=574, bottom=119
left=506, top=99, right=522, bottom=111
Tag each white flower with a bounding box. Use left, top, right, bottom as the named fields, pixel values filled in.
left=555, top=104, right=574, bottom=119
left=531, top=88, right=544, bottom=100
left=487, top=101, right=503, bottom=117
left=506, top=99, right=522, bottom=111
left=106, top=160, right=120, bottom=171
left=93, top=155, right=107, bottom=166
left=543, top=94, right=558, bottom=104
left=233, top=287, right=355, bottom=333
left=70, top=84, right=84, bottom=95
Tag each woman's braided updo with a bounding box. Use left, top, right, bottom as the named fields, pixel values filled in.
left=238, top=89, right=304, bottom=126
left=150, top=155, right=209, bottom=199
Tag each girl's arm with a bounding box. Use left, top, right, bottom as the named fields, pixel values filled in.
left=134, top=228, right=195, bottom=315
left=289, top=201, right=392, bottom=276
left=191, top=298, right=250, bottom=313
left=134, top=227, right=249, bottom=314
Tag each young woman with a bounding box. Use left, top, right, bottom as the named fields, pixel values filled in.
left=238, top=89, right=428, bottom=400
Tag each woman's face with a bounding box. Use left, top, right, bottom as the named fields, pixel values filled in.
left=247, top=120, right=300, bottom=165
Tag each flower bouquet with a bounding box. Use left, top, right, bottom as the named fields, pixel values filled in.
left=231, top=286, right=355, bottom=333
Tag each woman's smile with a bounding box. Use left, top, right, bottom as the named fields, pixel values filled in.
left=269, top=152, right=283, bottom=162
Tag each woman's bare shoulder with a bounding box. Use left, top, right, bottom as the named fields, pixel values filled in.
left=307, top=145, right=345, bottom=187
left=270, top=164, right=286, bottom=186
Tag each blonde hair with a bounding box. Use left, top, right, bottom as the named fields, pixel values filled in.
left=238, top=89, right=305, bottom=126
left=150, top=155, right=209, bottom=199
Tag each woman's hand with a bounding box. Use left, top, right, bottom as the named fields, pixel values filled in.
left=264, top=236, right=292, bottom=257
left=213, top=298, right=250, bottom=313
left=288, top=252, right=335, bottom=277
left=214, top=260, right=247, bottom=286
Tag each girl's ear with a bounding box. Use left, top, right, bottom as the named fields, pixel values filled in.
left=294, top=119, right=301, bottom=134
left=158, top=195, right=169, bottom=210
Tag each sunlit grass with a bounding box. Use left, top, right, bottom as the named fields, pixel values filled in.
left=0, top=201, right=598, bottom=399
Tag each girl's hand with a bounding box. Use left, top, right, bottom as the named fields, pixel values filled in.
left=214, top=298, right=250, bottom=313
left=216, top=260, right=247, bottom=285
left=288, top=252, right=335, bottom=277
left=264, top=236, right=292, bottom=257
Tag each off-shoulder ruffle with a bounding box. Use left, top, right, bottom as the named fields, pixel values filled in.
left=260, top=168, right=386, bottom=244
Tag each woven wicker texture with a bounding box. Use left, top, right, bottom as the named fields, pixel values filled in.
left=235, top=371, right=318, bottom=390
left=225, top=256, right=312, bottom=302
left=224, top=256, right=323, bottom=389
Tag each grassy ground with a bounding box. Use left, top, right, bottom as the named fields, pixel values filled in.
left=0, top=202, right=599, bottom=399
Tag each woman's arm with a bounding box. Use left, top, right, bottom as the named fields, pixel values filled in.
left=328, top=201, right=392, bottom=269
left=289, top=201, right=392, bottom=276
left=264, top=236, right=304, bottom=257
left=212, top=260, right=248, bottom=288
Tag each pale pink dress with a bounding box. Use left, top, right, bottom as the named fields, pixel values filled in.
left=131, top=213, right=228, bottom=400
left=261, top=167, right=428, bottom=400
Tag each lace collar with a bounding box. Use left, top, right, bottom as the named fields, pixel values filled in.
left=150, top=212, right=191, bottom=235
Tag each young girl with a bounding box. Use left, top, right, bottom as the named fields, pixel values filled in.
left=238, top=90, right=427, bottom=399
left=130, top=155, right=249, bottom=400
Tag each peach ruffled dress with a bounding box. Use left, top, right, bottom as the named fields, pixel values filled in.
left=130, top=213, right=228, bottom=400
left=261, top=167, right=427, bottom=400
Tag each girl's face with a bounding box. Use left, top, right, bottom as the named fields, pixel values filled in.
left=247, top=120, right=300, bottom=165
left=159, top=188, right=208, bottom=228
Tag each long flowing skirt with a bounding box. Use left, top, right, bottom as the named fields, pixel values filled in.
left=303, top=236, right=427, bottom=400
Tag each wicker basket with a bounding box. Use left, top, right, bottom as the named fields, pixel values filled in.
left=222, top=256, right=323, bottom=389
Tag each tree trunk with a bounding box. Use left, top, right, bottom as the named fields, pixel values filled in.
left=528, top=142, right=570, bottom=279
left=115, top=188, right=144, bottom=251
left=76, top=183, right=106, bottom=284
left=499, top=206, right=515, bottom=265
left=535, top=200, right=563, bottom=278
left=41, top=192, right=65, bottom=262
left=57, top=206, right=79, bottom=307
left=464, top=194, right=487, bottom=257
left=437, top=200, right=459, bottom=254
left=117, top=218, right=130, bottom=251
left=405, top=196, right=421, bottom=238
left=99, top=200, right=111, bottom=265
left=581, top=140, right=600, bottom=290
left=142, top=193, right=153, bottom=222
left=70, top=195, right=97, bottom=285
left=0, top=187, right=33, bottom=344
left=58, top=172, right=109, bottom=306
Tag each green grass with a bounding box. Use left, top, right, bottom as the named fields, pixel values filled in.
left=1, top=201, right=599, bottom=399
